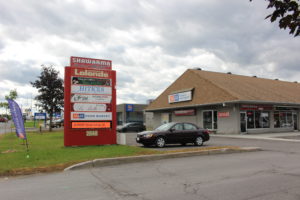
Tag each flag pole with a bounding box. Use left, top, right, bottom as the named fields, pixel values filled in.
left=25, top=138, right=30, bottom=158
left=7, top=99, right=30, bottom=158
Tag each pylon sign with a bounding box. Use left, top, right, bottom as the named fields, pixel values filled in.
left=64, top=57, right=116, bottom=146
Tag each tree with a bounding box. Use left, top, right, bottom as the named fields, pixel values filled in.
left=31, top=65, right=64, bottom=131
left=251, top=0, right=300, bottom=37
left=0, top=89, right=18, bottom=115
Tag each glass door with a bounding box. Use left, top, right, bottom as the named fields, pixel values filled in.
left=240, top=112, right=247, bottom=133
left=203, top=110, right=218, bottom=130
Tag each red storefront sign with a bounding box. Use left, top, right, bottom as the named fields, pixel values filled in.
left=174, top=109, right=195, bottom=116
left=70, top=56, right=112, bottom=70
left=218, top=112, right=230, bottom=118
left=64, top=61, right=116, bottom=146
left=241, top=105, right=273, bottom=111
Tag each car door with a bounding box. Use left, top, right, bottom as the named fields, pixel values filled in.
left=183, top=123, right=199, bottom=143
left=165, top=123, right=184, bottom=143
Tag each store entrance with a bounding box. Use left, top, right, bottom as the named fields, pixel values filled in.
left=293, top=113, right=298, bottom=130
left=240, top=112, right=247, bottom=133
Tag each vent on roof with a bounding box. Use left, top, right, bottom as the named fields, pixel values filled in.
left=227, top=72, right=232, bottom=74
left=253, top=75, right=257, bottom=78
left=294, top=81, right=298, bottom=83
left=192, top=67, right=202, bottom=71
left=275, top=78, right=279, bottom=81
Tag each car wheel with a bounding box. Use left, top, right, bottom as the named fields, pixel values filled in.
left=123, top=128, right=127, bottom=133
left=155, top=137, right=165, bottom=148
left=194, top=136, right=204, bottom=146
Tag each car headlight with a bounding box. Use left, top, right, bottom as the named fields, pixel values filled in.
left=144, top=134, right=153, bottom=138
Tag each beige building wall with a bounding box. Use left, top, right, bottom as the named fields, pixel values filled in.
left=216, top=105, right=240, bottom=135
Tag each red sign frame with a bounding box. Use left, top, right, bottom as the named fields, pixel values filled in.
left=64, top=66, right=116, bottom=146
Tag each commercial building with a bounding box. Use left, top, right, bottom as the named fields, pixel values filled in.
left=117, top=104, right=147, bottom=125
left=145, top=69, right=300, bottom=134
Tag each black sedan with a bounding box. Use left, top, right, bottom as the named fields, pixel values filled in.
left=117, top=122, right=146, bottom=132
left=136, top=122, right=210, bottom=147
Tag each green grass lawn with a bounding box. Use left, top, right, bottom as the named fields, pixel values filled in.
left=10, top=120, right=41, bottom=128
left=24, top=120, right=37, bottom=128
left=0, top=131, right=157, bottom=176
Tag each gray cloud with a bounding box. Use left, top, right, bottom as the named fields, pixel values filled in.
left=116, top=72, right=135, bottom=89
left=0, top=60, right=40, bottom=85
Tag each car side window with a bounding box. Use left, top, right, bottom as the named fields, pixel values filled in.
left=172, top=124, right=184, bottom=131
left=184, top=123, right=197, bottom=130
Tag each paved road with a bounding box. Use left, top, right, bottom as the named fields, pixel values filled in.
left=1, top=137, right=300, bottom=200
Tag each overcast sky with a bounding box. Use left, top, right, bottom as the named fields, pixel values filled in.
left=0, top=0, right=299, bottom=112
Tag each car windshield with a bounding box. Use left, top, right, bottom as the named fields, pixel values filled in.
left=155, top=122, right=176, bottom=131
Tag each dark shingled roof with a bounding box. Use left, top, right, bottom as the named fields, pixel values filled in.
left=146, top=69, right=300, bottom=111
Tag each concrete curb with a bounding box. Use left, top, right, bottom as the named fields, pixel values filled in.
left=211, top=134, right=300, bottom=142
left=64, top=147, right=261, bottom=171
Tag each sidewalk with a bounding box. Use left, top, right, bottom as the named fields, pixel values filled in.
left=212, top=132, right=300, bottom=142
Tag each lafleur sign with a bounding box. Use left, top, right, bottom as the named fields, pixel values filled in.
left=218, top=112, right=230, bottom=118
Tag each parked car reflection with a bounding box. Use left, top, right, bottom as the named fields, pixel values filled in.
left=117, top=122, right=146, bottom=132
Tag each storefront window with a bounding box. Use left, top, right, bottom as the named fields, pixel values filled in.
left=214, top=111, right=218, bottom=129
left=203, top=111, right=218, bottom=130
left=274, top=112, right=280, bottom=128
left=247, top=111, right=270, bottom=129
left=261, top=112, right=270, bottom=128
left=287, top=112, right=293, bottom=127
left=247, top=111, right=255, bottom=129
left=255, top=111, right=270, bottom=128
left=274, top=111, right=293, bottom=128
